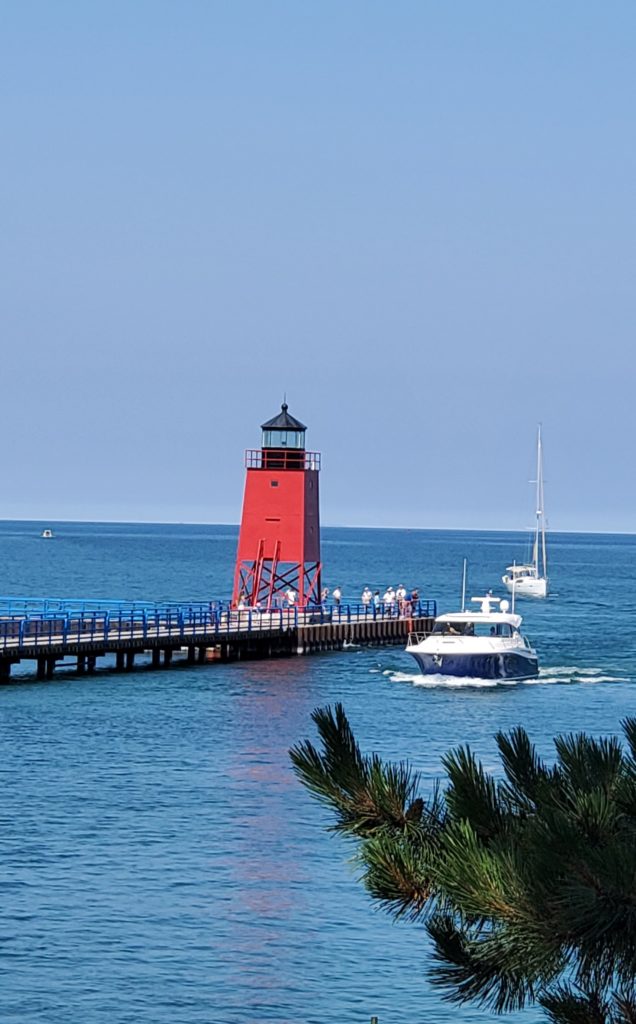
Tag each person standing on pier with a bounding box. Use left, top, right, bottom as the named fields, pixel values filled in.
left=361, top=587, right=372, bottom=609
left=332, top=586, right=342, bottom=607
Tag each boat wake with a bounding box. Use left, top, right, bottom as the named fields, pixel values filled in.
left=382, top=666, right=630, bottom=689
left=536, top=666, right=630, bottom=685
left=384, top=669, right=506, bottom=689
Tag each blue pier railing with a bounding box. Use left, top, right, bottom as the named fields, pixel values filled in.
left=0, top=598, right=437, bottom=654
left=0, top=596, right=223, bottom=617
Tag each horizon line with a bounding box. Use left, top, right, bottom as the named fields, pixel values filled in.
left=1, top=516, right=635, bottom=538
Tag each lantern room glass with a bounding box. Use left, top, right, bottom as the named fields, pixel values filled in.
left=262, top=429, right=305, bottom=449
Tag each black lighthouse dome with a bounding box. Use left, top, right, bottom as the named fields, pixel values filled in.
left=261, top=403, right=307, bottom=450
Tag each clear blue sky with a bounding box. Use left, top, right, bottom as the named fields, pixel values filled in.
left=2, top=1, right=634, bottom=531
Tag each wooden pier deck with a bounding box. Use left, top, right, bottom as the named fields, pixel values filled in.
left=0, top=599, right=437, bottom=682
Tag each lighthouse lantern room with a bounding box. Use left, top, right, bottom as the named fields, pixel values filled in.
left=232, top=403, right=322, bottom=609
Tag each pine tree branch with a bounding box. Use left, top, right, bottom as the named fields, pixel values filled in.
left=426, top=910, right=542, bottom=1013
left=291, top=705, right=636, bottom=1022
left=540, top=985, right=610, bottom=1024
left=442, top=745, right=508, bottom=841
left=290, top=703, right=437, bottom=838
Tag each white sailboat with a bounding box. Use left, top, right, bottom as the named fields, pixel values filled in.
left=502, top=428, right=548, bottom=599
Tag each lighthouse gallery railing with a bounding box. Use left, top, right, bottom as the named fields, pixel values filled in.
left=244, top=450, right=321, bottom=470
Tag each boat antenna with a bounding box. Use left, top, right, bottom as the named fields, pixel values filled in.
left=511, top=559, right=516, bottom=614
left=461, top=558, right=467, bottom=612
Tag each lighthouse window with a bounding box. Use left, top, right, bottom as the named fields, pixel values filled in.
left=271, top=480, right=279, bottom=487
left=262, top=429, right=305, bottom=449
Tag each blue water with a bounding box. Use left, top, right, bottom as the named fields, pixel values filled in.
left=1, top=522, right=634, bottom=1024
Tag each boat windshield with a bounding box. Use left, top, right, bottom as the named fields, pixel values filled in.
left=433, top=620, right=517, bottom=638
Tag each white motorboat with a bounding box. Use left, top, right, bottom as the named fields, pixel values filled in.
left=41, top=529, right=54, bottom=539
left=503, top=427, right=548, bottom=599
left=406, top=594, right=539, bottom=680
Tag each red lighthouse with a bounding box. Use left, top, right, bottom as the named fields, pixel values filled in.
left=232, top=403, right=322, bottom=609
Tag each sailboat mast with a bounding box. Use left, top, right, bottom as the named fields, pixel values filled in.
left=532, top=427, right=541, bottom=575
left=538, top=426, right=547, bottom=578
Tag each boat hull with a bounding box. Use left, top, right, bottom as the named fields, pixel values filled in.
left=408, top=650, right=539, bottom=680
left=502, top=575, right=547, bottom=598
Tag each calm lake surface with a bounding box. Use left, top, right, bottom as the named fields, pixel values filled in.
left=1, top=522, right=634, bottom=1024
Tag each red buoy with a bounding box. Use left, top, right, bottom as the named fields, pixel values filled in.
left=232, top=403, right=322, bottom=610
